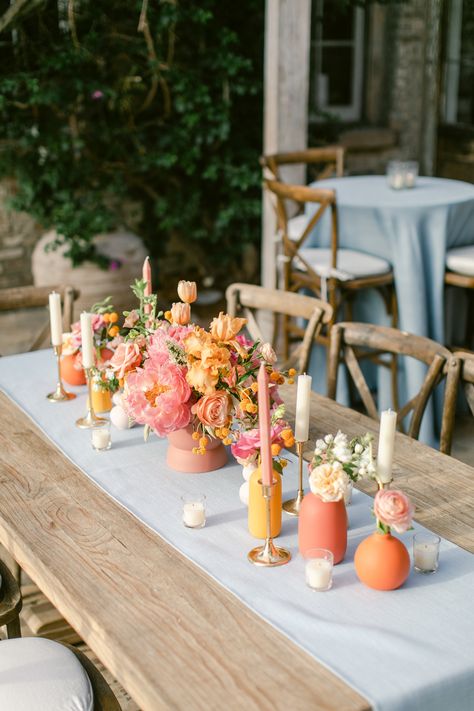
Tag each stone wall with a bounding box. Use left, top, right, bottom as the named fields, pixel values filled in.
left=0, top=181, right=42, bottom=289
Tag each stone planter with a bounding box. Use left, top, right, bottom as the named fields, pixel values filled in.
left=32, top=230, right=148, bottom=319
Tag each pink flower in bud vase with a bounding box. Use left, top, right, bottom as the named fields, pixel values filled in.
left=91, top=90, right=104, bottom=100
left=374, top=489, right=414, bottom=533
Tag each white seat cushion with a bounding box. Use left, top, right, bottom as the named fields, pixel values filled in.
left=446, top=245, right=474, bottom=276
left=0, top=637, right=93, bottom=711
left=287, top=214, right=309, bottom=241
left=296, top=247, right=391, bottom=280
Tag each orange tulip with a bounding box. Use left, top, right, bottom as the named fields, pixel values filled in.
left=170, top=302, right=191, bottom=326
left=177, top=280, right=197, bottom=304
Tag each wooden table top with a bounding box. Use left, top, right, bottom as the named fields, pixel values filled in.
left=0, top=386, right=473, bottom=711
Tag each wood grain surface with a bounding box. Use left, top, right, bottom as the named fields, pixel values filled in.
left=1, top=386, right=473, bottom=710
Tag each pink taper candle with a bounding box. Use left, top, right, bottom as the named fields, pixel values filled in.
left=257, top=363, right=273, bottom=487
left=142, top=256, right=152, bottom=314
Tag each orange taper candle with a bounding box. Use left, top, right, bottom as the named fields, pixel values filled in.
left=257, top=363, right=273, bottom=487
left=142, top=256, right=152, bottom=314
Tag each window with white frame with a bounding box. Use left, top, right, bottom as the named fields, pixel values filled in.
left=442, top=0, right=474, bottom=125
left=309, top=0, right=365, bottom=122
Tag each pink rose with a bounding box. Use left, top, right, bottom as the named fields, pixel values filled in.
left=193, top=392, right=232, bottom=428
left=374, top=489, right=414, bottom=533
left=231, top=421, right=287, bottom=465
left=109, top=342, right=143, bottom=379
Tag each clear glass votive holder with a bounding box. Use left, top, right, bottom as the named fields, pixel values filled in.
left=403, top=160, right=419, bottom=188
left=181, top=494, right=206, bottom=529
left=304, top=548, right=334, bottom=591
left=386, top=160, right=405, bottom=190
left=413, top=532, right=440, bottom=574
left=91, top=421, right=111, bottom=451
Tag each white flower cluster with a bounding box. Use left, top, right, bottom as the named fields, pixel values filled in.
left=313, top=431, right=376, bottom=482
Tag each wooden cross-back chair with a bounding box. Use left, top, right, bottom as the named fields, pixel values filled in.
left=264, top=178, right=396, bottom=358
left=0, top=558, right=121, bottom=710
left=327, top=322, right=451, bottom=440
left=260, top=145, right=345, bottom=183
left=440, top=351, right=474, bottom=455
left=0, top=285, right=79, bottom=353
left=225, top=283, right=333, bottom=374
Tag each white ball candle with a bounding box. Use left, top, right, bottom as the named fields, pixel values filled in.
left=377, top=409, right=397, bottom=483
left=295, top=374, right=312, bottom=442
left=48, top=292, right=63, bottom=346
left=80, top=312, right=95, bottom=369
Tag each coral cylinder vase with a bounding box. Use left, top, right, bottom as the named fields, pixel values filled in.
left=166, top=425, right=227, bottom=473
left=354, top=532, right=410, bottom=591
left=248, top=467, right=282, bottom=539
left=60, top=353, right=86, bottom=386
left=298, top=493, right=347, bottom=564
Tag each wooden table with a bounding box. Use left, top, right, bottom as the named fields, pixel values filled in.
left=0, top=386, right=473, bottom=711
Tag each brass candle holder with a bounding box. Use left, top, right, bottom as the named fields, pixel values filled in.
left=248, top=482, right=291, bottom=567
left=75, top=368, right=107, bottom=429
left=377, top=478, right=392, bottom=491
left=46, top=344, right=76, bottom=402
left=283, top=440, right=305, bottom=516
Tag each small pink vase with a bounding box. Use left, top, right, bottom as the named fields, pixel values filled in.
left=298, top=492, right=347, bottom=564
left=166, top=425, right=228, bottom=473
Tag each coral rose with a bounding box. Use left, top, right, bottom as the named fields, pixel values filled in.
left=193, top=391, right=232, bottom=428
left=170, top=302, right=191, bottom=326
left=108, top=342, right=143, bottom=379
left=374, top=489, right=414, bottom=533
left=309, top=461, right=350, bottom=502
left=177, top=280, right=197, bottom=304
left=210, top=312, right=246, bottom=342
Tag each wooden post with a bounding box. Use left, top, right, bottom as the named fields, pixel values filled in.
left=262, top=0, right=312, bottom=294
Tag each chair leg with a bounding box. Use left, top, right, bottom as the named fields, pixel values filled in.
left=6, top=616, right=21, bottom=639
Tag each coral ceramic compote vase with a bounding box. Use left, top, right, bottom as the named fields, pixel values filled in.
left=354, top=488, right=414, bottom=591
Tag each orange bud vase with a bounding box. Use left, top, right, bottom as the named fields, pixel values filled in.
left=248, top=466, right=282, bottom=539
left=166, top=425, right=228, bottom=473
left=90, top=388, right=113, bottom=414
left=354, top=532, right=410, bottom=591
left=60, top=353, right=86, bottom=386
left=298, top=493, right=347, bottom=564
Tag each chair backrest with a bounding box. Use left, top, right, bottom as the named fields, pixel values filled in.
left=226, top=283, right=333, bottom=374
left=327, top=322, right=451, bottom=440
left=0, top=558, right=22, bottom=638
left=440, top=351, right=474, bottom=455
left=260, top=146, right=345, bottom=182
left=0, top=285, right=80, bottom=352
left=264, top=179, right=339, bottom=278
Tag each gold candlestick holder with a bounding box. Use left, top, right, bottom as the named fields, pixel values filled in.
left=75, top=368, right=107, bottom=429
left=47, top=344, right=76, bottom=402
left=248, top=483, right=291, bottom=567
left=283, top=440, right=305, bottom=516
left=377, top=478, right=392, bottom=491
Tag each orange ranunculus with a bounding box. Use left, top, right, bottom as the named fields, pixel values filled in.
left=201, top=343, right=231, bottom=371
left=186, top=361, right=218, bottom=394
left=170, top=302, right=191, bottom=325
left=177, top=280, right=197, bottom=304
left=193, top=391, right=232, bottom=428
left=209, top=312, right=246, bottom=342
left=184, top=327, right=212, bottom=358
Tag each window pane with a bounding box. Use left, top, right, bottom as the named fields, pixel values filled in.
left=321, top=3, right=354, bottom=41
left=322, top=46, right=353, bottom=106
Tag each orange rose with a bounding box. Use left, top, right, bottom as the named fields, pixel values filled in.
left=177, top=280, right=197, bottom=304
left=170, top=302, right=191, bottom=326
left=193, top=391, right=232, bottom=428
left=210, top=312, right=246, bottom=342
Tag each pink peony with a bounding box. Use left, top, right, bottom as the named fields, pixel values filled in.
left=231, top=421, right=287, bottom=465
left=123, top=360, right=191, bottom=436
left=192, top=391, right=232, bottom=428
left=109, top=341, right=143, bottom=379
left=147, top=324, right=192, bottom=363
left=374, top=489, right=414, bottom=533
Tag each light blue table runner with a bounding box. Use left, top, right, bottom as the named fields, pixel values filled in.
left=304, top=176, right=474, bottom=446
left=1, top=349, right=474, bottom=711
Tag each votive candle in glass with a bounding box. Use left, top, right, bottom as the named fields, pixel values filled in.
left=304, top=548, right=333, bottom=591
left=181, top=494, right=206, bottom=529
left=413, top=532, right=440, bottom=574
left=91, top=422, right=112, bottom=451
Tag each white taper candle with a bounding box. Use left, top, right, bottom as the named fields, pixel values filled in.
left=48, top=292, right=63, bottom=346
left=377, top=409, right=397, bottom=483
left=294, top=374, right=312, bottom=442
left=80, top=312, right=94, bottom=369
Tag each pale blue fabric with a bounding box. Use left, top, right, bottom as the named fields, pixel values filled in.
left=1, top=349, right=474, bottom=711
left=304, top=176, right=474, bottom=444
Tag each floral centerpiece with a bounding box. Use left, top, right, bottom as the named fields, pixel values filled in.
left=110, top=279, right=294, bottom=473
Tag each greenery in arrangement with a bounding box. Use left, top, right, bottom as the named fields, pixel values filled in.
left=0, top=0, right=264, bottom=283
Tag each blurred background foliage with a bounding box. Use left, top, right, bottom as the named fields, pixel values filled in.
left=0, top=0, right=264, bottom=286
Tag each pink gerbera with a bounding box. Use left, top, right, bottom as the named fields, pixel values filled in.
left=123, top=358, right=192, bottom=436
